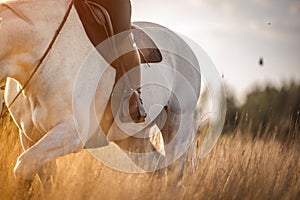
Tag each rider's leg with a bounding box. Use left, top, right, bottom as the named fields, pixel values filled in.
left=100, top=0, right=147, bottom=122
left=74, top=0, right=146, bottom=122
left=74, top=0, right=131, bottom=46
left=113, top=32, right=147, bottom=122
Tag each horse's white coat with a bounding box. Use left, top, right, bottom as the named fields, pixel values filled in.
left=1, top=0, right=97, bottom=180
left=0, top=0, right=201, bottom=181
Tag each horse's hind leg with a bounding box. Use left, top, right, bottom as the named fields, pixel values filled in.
left=159, top=96, right=196, bottom=197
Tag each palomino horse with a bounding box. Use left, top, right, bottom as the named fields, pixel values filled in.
left=0, top=0, right=201, bottom=191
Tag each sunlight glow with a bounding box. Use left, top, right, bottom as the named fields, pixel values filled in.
left=132, top=0, right=300, bottom=101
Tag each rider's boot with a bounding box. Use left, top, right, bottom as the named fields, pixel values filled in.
left=115, top=33, right=147, bottom=123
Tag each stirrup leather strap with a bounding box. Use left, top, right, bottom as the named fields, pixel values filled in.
left=84, top=0, right=114, bottom=38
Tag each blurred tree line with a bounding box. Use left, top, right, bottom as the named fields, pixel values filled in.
left=224, top=82, right=300, bottom=140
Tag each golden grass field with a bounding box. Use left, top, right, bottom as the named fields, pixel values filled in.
left=0, top=112, right=299, bottom=200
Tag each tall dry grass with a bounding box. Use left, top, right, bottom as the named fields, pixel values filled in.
left=0, top=112, right=299, bottom=200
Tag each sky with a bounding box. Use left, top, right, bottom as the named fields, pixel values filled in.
left=131, top=0, right=300, bottom=101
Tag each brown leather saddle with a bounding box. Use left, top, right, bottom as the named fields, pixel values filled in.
left=74, top=1, right=162, bottom=64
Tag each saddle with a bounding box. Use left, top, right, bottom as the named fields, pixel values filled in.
left=74, top=1, right=162, bottom=64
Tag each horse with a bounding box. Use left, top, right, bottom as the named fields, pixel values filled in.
left=0, top=0, right=203, bottom=193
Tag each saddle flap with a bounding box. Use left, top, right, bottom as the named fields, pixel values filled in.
left=75, top=1, right=162, bottom=63
left=131, top=26, right=163, bottom=64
